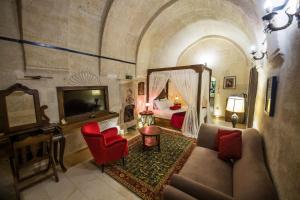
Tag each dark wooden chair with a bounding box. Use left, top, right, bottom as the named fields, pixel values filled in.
left=9, top=133, right=59, bottom=199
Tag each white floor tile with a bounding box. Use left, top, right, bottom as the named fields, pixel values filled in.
left=0, top=159, right=141, bottom=200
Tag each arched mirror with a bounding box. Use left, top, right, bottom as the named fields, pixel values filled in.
left=0, top=83, right=42, bottom=133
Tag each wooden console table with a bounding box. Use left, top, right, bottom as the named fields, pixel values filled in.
left=6, top=123, right=67, bottom=172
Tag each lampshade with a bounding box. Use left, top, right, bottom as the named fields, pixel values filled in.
left=226, top=96, right=245, bottom=113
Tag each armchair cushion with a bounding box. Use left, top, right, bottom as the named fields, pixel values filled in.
left=81, top=121, right=100, bottom=136
left=170, top=175, right=233, bottom=200
left=81, top=121, right=128, bottom=166
left=179, top=147, right=233, bottom=196
left=105, top=135, right=126, bottom=146
left=163, top=185, right=197, bottom=200
left=101, top=127, right=118, bottom=139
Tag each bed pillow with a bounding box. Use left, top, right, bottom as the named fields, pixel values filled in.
left=160, top=98, right=173, bottom=107
left=170, top=105, right=181, bottom=110
left=155, top=98, right=171, bottom=110
left=153, top=100, right=159, bottom=110
left=155, top=100, right=169, bottom=110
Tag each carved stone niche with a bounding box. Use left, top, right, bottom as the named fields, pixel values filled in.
left=119, top=80, right=137, bottom=131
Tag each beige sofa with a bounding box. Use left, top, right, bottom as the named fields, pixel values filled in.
left=163, top=124, right=277, bottom=200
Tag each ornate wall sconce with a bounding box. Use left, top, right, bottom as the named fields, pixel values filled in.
left=250, top=46, right=267, bottom=60
left=262, top=0, right=300, bottom=33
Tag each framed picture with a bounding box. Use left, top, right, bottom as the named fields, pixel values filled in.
left=265, top=76, right=278, bottom=117
left=223, top=76, right=236, bottom=89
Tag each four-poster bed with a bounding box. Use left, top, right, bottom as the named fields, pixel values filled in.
left=146, top=65, right=212, bottom=138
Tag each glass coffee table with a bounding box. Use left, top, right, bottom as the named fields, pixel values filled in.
left=138, top=126, right=161, bottom=152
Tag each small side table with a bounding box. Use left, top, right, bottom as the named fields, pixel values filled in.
left=139, top=110, right=154, bottom=127
left=139, top=126, right=161, bottom=152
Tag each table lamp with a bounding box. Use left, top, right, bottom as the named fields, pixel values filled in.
left=226, top=96, right=245, bottom=128
left=145, top=102, right=150, bottom=111
left=92, top=90, right=101, bottom=106
left=174, top=96, right=179, bottom=104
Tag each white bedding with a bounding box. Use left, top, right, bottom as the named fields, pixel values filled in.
left=152, top=107, right=187, bottom=119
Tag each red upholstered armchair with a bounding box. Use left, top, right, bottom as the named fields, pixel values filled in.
left=81, top=122, right=128, bottom=172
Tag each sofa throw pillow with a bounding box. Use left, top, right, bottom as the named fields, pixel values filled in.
left=215, top=129, right=242, bottom=151
left=218, top=132, right=242, bottom=161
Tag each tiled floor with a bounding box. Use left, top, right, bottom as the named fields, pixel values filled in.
left=0, top=122, right=243, bottom=200
left=0, top=158, right=141, bottom=200
left=0, top=128, right=141, bottom=200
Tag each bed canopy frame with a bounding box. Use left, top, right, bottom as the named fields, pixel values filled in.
left=146, top=64, right=212, bottom=115
left=146, top=64, right=212, bottom=137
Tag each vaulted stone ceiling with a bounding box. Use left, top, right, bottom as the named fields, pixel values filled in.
left=101, top=0, right=170, bottom=62
left=101, top=0, right=265, bottom=77
left=2, top=0, right=265, bottom=77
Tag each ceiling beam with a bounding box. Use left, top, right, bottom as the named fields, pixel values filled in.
left=98, top=0, right=114, bottom=75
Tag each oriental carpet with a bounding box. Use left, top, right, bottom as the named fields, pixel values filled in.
left=105, top=130, right=195, bottom=200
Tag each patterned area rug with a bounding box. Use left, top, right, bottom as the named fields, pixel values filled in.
left=105, top=130, right=195, bottom=200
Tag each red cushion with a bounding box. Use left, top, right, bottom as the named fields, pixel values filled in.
left=81, top=122, right=100, bottom=136
left=171, top=112, right=186, bottom=129
left=218, top=132, right=242, bottom=161
left=170, top=105, right=181, bottom=110
left=215, top=129, right=242, bottom=151
left=105, top=135, right=124, bottom=146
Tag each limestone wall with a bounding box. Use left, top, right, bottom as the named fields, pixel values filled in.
left=0, top=0, right=128, bottom=155
left=177, top=37, right=250, bottom=117
left=253, top=22, right=300, bottom=200
left=249, top=1, right=300, bottom=199
left=0, top=0, right=128, bottom=123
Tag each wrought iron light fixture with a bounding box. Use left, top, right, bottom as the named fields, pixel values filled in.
left=250, top=45, right=267, bottom=60
left=262, top=0, right=300, bottom=33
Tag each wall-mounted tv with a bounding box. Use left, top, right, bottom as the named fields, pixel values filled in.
left=57, top=86, right=109, bottom=123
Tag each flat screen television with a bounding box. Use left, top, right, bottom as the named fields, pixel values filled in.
left=57, top=86, right=109, bottom=123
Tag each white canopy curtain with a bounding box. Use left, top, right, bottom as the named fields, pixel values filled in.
left=148, top=69, right=200, bottom=138
left=149, top=71, right=170, bottom=107
left=170, top=69, right=199, bottom=138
